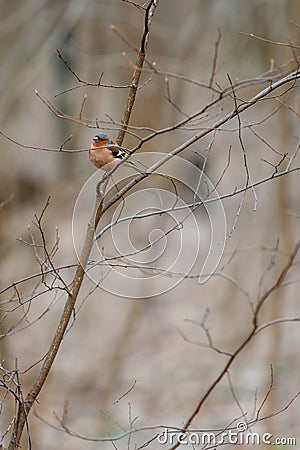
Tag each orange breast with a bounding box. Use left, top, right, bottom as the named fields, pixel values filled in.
left=89, top=147, right=115, bottom=169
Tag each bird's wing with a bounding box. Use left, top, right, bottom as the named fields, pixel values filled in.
left=110, top=145, right=126, bottom=160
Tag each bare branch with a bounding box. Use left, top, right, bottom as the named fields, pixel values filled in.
left=7, top=3, right=160, bottom=447
left=240, top=31, right=300, bottom=49
left=117, top=0, right=159, bottom=145
left=169, top=241, right=300, bottom=449
left=209, top=28, right=222, bottom=88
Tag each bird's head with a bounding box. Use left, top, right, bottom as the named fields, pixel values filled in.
left=93, top=132, right=111, bottom=146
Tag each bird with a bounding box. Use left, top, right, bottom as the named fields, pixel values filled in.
left=89, top=132, right=127, bottom=169
left=89, top=132, right=146, bottom=176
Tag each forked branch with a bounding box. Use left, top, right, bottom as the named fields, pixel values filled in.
left=7, top=2, right=159, bottom=448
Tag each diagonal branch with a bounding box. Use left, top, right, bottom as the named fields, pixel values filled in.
left=117, top=0, right=159, bottom=146
left=7, top=2, right=159, bottom=449
left=169, top=241, right=300, bottom=450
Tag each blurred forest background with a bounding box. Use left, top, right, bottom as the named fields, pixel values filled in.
left=1, top=0, right=300, bottom=449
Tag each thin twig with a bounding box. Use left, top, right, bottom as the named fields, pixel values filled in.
left=209, top=28, right=222, bottom=88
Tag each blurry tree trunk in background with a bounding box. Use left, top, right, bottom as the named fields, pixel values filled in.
left=263, top=1, right=300, bottom=441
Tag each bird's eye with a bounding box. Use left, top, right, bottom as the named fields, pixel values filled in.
left=93, top=136, right=99, bottom=141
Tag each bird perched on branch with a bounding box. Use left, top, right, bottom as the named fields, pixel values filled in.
left=89, top=132, right=127, bottom=169
left=89, top=132, right=145, bottom=175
